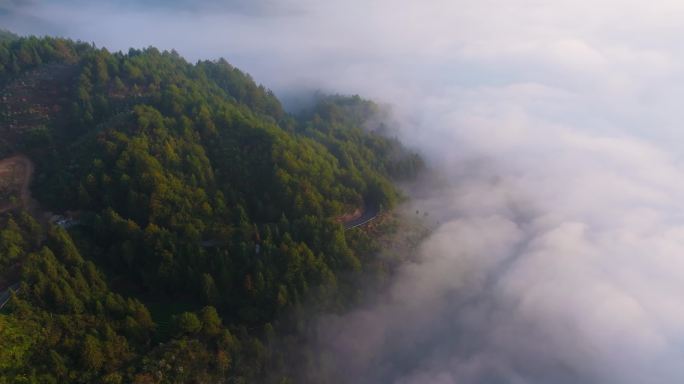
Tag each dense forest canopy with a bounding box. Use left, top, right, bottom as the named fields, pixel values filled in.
left=0, top=30, right=17, bottom=44
left=0, top=33, right=423, bottom=383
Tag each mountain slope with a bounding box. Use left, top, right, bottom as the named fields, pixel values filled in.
left=0, top=35, right=422, bottom=383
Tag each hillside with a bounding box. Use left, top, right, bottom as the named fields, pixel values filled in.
left=0, top=35, right=423, bottom=383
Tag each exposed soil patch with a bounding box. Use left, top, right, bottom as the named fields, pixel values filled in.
left=0, top=155, right=34, bottom=213
left=336, top=207, right=362, bottom=223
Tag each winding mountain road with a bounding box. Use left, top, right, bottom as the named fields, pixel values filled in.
left=344, top=202, right=380, bottom=229
left=0, top=283, right=20, bottom=310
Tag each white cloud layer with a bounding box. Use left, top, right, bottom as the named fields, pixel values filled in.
left=7, top=1, right=684, bottom=382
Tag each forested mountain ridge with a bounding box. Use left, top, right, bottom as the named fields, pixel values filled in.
left=0, top=34, right=423, bottom=383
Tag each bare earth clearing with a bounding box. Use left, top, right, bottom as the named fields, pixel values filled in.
left=0, top=155, right=34, bottom=213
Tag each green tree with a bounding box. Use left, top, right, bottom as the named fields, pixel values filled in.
left=173, top=312, right=202, bottom=335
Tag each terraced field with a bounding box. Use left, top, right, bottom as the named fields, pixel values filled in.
left=0, top=63, right=76, bottom=156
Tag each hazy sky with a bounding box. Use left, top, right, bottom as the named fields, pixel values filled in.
left=7, top=1, right=684, bottom=383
